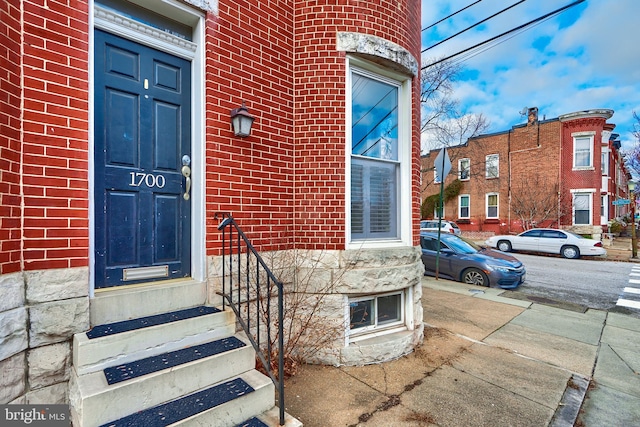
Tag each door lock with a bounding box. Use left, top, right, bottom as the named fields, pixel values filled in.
left=181, top=155, right=191, bottom=200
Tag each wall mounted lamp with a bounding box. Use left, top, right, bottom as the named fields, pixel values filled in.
left=230, top=101, right=255, bottom=137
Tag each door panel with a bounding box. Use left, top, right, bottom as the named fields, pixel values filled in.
left=95, top=30, right=191, bottom=288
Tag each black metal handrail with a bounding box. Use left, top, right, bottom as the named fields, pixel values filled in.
left=215, top=213, right=285, bottom=426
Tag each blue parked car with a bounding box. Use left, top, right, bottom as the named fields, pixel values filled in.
left=420, top=231, right=526, bottom=289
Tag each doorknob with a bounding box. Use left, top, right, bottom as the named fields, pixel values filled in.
left=181, top=155, right=191, bottom=200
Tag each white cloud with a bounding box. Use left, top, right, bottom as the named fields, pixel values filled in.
left=422, top=0, right=640, bottom=150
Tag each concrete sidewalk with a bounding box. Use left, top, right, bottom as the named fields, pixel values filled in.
left=602, top=235, right=637, bottom=262
left=283, top=277, right=640, bottom=426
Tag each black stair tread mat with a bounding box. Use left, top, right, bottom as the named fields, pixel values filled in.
left=100, top=377, right=255, bottom=427
left=86, top=306, right=220, bottom=339
left=104, top=336, right=246, bottom=385
left=237, top=417, right=270, bottom=427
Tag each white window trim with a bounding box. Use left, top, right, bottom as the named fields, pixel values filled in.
left=572, top=131, right=595, bottom=170
left=486, top=193, right=499, bottom=219
left=459, top=158, right=470, bottom=181
left=459, top=194, right=470, bottom=219
left=601, top=148, right=609, bottom=176
left=485, top=154, right=499, bottom=179
left=346, top=290, right=407, bottom=343
left=345, top=56, right=412, bottom=250
left=570, top=188, right=596, bottom=226
left=601, top=194, right=608, bottom=225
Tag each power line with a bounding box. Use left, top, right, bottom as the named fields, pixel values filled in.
left=421, top=0, right=483, bottom=33
left=421, top=0, right=586, bottom=70
left=422, top=0, right=527, bottom=53
left=448, top=14, right=556, bottom=68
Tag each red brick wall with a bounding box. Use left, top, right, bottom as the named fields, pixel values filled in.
left=7, top=0, right=421, bottom=265
left=204, top=1, right=296, bottom=253
left=0, top=0, right=89, bottom=272
left=559, top=118, right=606, bottom=226
left=21, top=0, right=90, bottom=270
left=291, top=0, right=422, bottom=249
left=0, top=0, right=22, bottom=274
left=421, top=119, right=563, bottom=233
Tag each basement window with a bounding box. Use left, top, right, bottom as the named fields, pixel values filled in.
left=349, top=291, right=404, bottom=337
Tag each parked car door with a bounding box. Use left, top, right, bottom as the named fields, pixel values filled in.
left=420, top=235, right=454, bottom=277
left=538, top=229, right=567, bottom=254
left=513, top=229, right=542, bottom=251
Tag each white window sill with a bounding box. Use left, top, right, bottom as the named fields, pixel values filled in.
left=347, top=239, right=408, bottom=250
left=349, top=325, right=407, bottom=344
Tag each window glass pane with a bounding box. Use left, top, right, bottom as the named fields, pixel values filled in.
left=351, top=72, right=398, bottom=161
left=460, top=158, right=470, bottom=180
left=574, top=137, right=591, bottom=167
left=420, top=236, right=439, bottom=251
left=575, top=210, right=589, bottom=224
left=487, top=194, right=498, bottom=218
left=460, top=195, right=469, bottom=218
left=601, top=153, right=608, bottom=175
left=351, top=157, right=398, bottom=239
left=574, top=193, right=590, bottom=224
left=370, top=165, right=394, bottom=233
left=350, top=299, right=374, bottom=330
left=486, top=154, right=498, bottom=178
left=351, top=163, right=364, bottom=234
left=574, top=194, right=589, bottom=209
left=377, top=294, right=401, bottom=325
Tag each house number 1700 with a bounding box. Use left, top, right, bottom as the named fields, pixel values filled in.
left=129, top=172, right=166, bottom=188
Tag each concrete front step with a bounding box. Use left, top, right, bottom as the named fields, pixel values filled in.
left=90, top=279, right=208, bottom=326
left=74, top=307, right=235, bottom=375
left=70, top=334, right=259, bottom=427
left=97, top=370, right=274, bottom=427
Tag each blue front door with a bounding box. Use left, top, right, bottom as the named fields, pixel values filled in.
left=94, top=30, right=191, bottom=288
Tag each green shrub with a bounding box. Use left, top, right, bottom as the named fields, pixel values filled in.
left=608, top=219, right=623, bottom=234
left=421, top=179, right=464, bottom=219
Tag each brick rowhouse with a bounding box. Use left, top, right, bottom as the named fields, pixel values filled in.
left=1, top=0, right=424, bottom=410
left=421, top=108, right=627, bottom=238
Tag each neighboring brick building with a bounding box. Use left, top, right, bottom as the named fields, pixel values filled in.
left=1, top=0, right=423, bottom=422
left=421, top=108, right=629, bottom=239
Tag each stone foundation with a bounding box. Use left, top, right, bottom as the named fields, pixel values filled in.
left=0, top=268, right=89, bottom=405
left=208, top=245, right=424, bottom=366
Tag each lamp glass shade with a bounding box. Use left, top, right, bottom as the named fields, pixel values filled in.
left=629, top=181, right=636, bottom=192
left=230, top=105, right=255, bottom=137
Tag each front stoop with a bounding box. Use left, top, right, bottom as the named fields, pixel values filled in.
left=69, top=305, right=301, bottom=427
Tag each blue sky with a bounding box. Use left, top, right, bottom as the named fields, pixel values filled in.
left=421, top=0, right=640, bottom=151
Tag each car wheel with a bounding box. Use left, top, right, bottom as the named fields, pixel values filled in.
left=561, top=245, right=580, bottom=259
left=497, top=240, right=512, bottom=252
left=462, top=268, right=489, bottom=287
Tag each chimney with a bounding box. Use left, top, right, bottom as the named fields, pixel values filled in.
left=527, top=107, right=538, bottom=126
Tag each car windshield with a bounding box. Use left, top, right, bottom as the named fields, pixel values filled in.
left=442, top=236, right=479, bottom=254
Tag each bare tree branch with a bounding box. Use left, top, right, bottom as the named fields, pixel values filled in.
left=511, top=175, right=566, bottom=230
left=420, top=57, right=490, bottom=153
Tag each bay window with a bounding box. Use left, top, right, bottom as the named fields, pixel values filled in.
left=348, top=60, right=410, bottom=244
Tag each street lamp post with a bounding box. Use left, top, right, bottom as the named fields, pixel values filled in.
left=629, top=181, right=637, bottom=259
